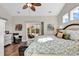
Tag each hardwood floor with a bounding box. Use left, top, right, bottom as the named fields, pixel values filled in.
left=4, top=43, right=21, bottom=56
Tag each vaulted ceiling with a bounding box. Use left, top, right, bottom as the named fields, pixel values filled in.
left=0, top=3, right=65, bottom=16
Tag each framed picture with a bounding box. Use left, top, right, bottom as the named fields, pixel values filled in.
left=15, top=24, right=22, bottom=31
left=47, top=24, right=54, bottom=31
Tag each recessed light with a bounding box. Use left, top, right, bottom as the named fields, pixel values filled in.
left=17, top=11, right=20, bottom=14
left=48, top=11, right=52, bottom=13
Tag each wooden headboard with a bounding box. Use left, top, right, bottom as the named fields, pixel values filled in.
left=63, top=23, right=79, bottom=30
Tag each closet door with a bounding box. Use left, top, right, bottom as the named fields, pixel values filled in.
left=0, top=19, right=6, bottom=56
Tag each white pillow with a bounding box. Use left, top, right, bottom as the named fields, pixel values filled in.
left=38, top=37, right=53, bottom=43
left=57, top=32, right=64, bottom=38
left=65, top=30, right=79, bottom=41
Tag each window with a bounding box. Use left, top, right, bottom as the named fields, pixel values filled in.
left=63, top=13, right=69, bottom=23
left=70, top=6, right=79, bottom=20
left=62, top=6, right=79, bottom=24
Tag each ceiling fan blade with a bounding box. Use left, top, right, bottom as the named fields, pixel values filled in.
left=31, top=3, right=41, bottom=6
left=23, top=4, right=28, bottom=9
left=30, top=6, right=36, bottom=11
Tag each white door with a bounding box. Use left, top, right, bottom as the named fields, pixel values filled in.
left=0, top=19, right=6, bottom=56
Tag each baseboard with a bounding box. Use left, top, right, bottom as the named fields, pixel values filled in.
left=4, top=44, right=11, bottom=47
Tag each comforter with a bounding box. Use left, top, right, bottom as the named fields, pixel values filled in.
left=24, top=35, right=79, bottom=56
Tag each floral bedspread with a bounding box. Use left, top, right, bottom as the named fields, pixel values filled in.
left=24, top=35, right=79, bottom=56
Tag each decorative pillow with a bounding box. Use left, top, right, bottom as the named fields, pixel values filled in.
left=55, top=30, right=70, bottom=40
left=59, top=30, right=66, bottom=33
left=65, top=30, right=79, bottom=41
left=63, top=33, right=70, bottom=40
left=57, top=32, right=64, bottom=38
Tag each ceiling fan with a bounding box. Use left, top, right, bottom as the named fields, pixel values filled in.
left=22, top=3, right=41, bottom=11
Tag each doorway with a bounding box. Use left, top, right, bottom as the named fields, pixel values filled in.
left=26, top=22, right=44, bottom=39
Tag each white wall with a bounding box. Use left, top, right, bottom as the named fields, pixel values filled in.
left=12, top=16, right=58, bottom=41
left=0, top=5, right=12, bottom=33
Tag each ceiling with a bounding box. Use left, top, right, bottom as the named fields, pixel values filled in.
left=0, top=3, right=65, bottom=16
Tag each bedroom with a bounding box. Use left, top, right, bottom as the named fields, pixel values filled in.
left=0, top=3, right=79, bottom=56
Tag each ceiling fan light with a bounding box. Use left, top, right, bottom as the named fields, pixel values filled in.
left=27, top=3, right=32, bottom=7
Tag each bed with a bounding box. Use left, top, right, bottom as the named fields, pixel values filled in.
left=24, top=23, right=79, bottom=56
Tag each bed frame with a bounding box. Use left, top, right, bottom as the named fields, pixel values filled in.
left=62, top=23, right=79, bottom=30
